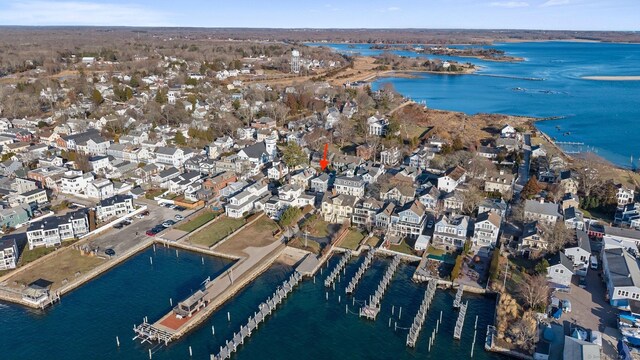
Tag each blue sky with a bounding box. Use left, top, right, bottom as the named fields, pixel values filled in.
left=0, top=0, right=637, bottom=30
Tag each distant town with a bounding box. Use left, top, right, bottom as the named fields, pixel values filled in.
left=1, top=28, right=639, bottom=360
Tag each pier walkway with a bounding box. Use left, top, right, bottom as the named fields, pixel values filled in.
left=453, top=301, right=468, bottom=340
left=406, top=280, right=438, bottom=348
left=211, top=272, right=302, bottom=360
left=324, top=251, right=351, bottom=288
left=453, top=284, right=464, bottom=308
left=359, top=255, right=400, bottom=320
left=345, top=250, right=375, bottom=294
left=134, top=237, right=286, bottom=345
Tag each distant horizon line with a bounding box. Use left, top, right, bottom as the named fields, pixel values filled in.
left=0, top=25, right=637, bottom=32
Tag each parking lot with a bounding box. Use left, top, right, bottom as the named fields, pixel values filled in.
left=87, top=201, right=195, bottom=256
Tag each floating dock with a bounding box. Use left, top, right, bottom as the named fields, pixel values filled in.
left=324, top=251, right=351, bottom=288
left=406, top=280, right=437, bottom=347
left=345, top=250, right=375, bottom=294
left=211, top=272, right=302, bottom=360
left=359, top=255, right=400, bottom=320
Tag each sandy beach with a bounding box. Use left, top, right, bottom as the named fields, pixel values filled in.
left=582, top=75, right=640, bottom=81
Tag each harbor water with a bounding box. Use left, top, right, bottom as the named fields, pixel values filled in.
left=0, top=248, right=502, bottom=359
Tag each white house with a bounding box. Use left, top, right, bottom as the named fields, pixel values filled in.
left=26, top=210, right=89, bottom=250
left=437, top=166, right=466, bottom=193
left=96, top=194, right=134, bottom=221
left=472, top=211, right=501, bottom=253
left=61, top=171, right=94, bottom=195
left=389, top=201, right=427, bottom=239
left=0, top=238, right=18, bottom=270
left=321, top=193, right=357, bottom=224
left=524, top=199, right=561, bottom=227
left=432, top=214, right=470, bottom=251
left=86, top=178, right=115, bottom=200
left=334, top=176, right=365, bottom=198
left=617, top=184, right=635, bottom=207
left=225, top=180, right=269, bottom=218
left=564, top=229, right=591, bottom=276
left=546, top=252, right=574, bottom=289
left=89, top=155, right=111, bottom=173
left=155, top=147, right=185, bottom=168
left=367, top=115, right=388, bottom=136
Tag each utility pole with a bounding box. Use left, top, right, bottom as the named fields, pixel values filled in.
left=503, top=259, right=508, bottom=289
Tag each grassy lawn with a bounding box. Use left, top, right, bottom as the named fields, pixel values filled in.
left=308, top=218, right=330, bottom=238
left=580, top=208, right=613, bottom=222
left=188, top=216, right=246, bottom=247
left=215, top=216, right=281, bottom=256
left=175, top=211, right=218, bottom=233
left=18, top=246, right=58, bottom=266
left=7, top=248, right=106, bottom=292
left=366, top=236, right=381, bottom=248
left=341, top=229, right=365, bottom=250
left=426, top=246, right=445, bottom=256
left=288, top=237, right=321, bottom=255
left=390, top=238, right=417, bottom=256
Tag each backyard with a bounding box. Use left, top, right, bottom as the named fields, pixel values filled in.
left=389, top=237, right=417, bottom=256
left=187, top=216, right=246, bottom=248
left=340, top=229, right=365, bottom=250
left=288, top=237, right=321, bottom=255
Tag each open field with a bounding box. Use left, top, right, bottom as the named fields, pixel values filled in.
left=175, top=211, right=218, bottom=233
left=187, top=216, right=246, bottom=248
left=215, top=216, right=280, bottom=257
left=288, top=237, right=321, bottom=255
left=340, top=229, right=365, bottom=250
left=6, top=248, right=106, bottom=292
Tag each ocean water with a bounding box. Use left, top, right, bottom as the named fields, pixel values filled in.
left=0, top=248, right=502, bottom=359
left=309, top=42, right=640, bottom=168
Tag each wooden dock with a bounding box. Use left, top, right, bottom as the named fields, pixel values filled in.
left=406, top=280, right=437, bottom=348
left=453, top=301, right=468, bottom=340
left=211, top=272, right=302, bottom=360
left=452, top=284, right=464, bottom=309
left=345, top=249, right=375, bottom=294
left=359, top=255, right=400, bottom=320
left=324, top=251, right=351, bottom=288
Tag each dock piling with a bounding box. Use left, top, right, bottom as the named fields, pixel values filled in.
left=399, top=306, right=402, bottom=320
left=150, top=257, right=153, bottom=265
left=189, top=346, right=192, bottom=357
left=170, top=298, right=172, bottom=306
left=338, top=295, right=341, bottom=303
left=227, top=312, right=230, bottom=322
left=345, top=304, right=348, bottom=314
left=116, top=336, right=120, bottom=347
left=212, top=325, right=215, bottom=336
left=176, top=249, right=178, bottom=257
left=392, top=305, right=395, bottom=315
left=148, top=348, right=152, bottom=359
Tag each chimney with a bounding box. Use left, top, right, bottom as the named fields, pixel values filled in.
left=499, top=169, right=504, bottom=176
left=539, top=198, right=545, bottom=204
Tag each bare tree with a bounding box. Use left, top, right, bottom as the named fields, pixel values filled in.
left=544, top=222, right=574, bottom=253
left=517, top=274, right=549, bottom=310
left=508, top=311, right=538, bottom=352
left=462, top=183, right=485, bottom=215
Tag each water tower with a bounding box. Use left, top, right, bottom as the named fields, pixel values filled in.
left=291, top=50, right=300, bottom=74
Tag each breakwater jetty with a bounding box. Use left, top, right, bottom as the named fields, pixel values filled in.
left=345, top=249, right=375, bottom=294
left=406, top=280, right=437, bottom=348
left=360, top=255, right=400, bottom=320
left=210, top=272, right=302, bottom=360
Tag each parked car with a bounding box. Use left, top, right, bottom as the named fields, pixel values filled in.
left=145, top=229, right=156, bottom=236
left=113, top=223, right=124, bottom=229
left=175, top=214, right=184, bottom=221
left=579, top=277, right=587, bottom=289
left=427, top=220, right=434, bottom=228
left=174, top=206, right=187, bottom=211
left=136, top=214, right=145, bottom=219
left=105, top=248, right=116, bottom=256
left=141, top=210, right=150, bottom=216
left=161, top=221, right=172, bottom=228
left=562, top=299, right=572, bottom=313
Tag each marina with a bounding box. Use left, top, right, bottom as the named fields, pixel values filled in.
left=359, top=255, right=401, bottom=320
left=345, top=249, right=375, bottom=294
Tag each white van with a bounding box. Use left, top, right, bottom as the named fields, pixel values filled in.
left=590, top=255, right=598, bottom=270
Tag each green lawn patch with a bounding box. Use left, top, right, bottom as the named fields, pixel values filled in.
left=341, top=229, right=365, bottom=250
left=18, top=246, right=58, bottom=266
left=188, top=216, right=246, bottom=247
left=308, top=218, right=330, bottom=237
left=145, top=188, right=164, bottom=199
left=426, top=246, right=445, bottom=256
left=366, top=236, right=381, bottom=248
left=175, top=211, right=218, bottom=233
left=390, top=238, right=417, bottom=256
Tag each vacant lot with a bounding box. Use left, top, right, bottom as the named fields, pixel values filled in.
left=175, top=211, right=218, bottom=233
left=340, top=229, right=365, bottom=250
left=215, top=216, right=280, bottom=257
left=390, top=238, right=417, bottom=256
left=7, top=248, right=106, bottom=292
left=187, top=216, right=246, bottom=248
left=288, top=237, right=321, bottom=255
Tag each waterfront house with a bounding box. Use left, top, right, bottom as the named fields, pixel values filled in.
left=389, top=201, right=427, bottom=239
left=321, top=193, right=357, bottom=224
left=86, top=178, right=115, bottom=200
left=0, top=238, right=18, bottom=270
left=202, top=172, right=237, bottom=199
left=96, top=194, right=134, bottom=221
left=500, top=124, right=517, bottom=138
left=472, top=211, right=501, bottom=253
left=0, top=204, right=31, bottom=229
left=602, top=247, right=640, bottom=307
left=352, top=198, right=383, bottom=229
left=524, top=199, right=561, bottom=227
left=547, top=252, right=574, bottom=289
left=432, top=214, right=470, bottom=251
left=225, top=180, right=269, bottom=218
left=437, top=166, right=466, bottom=193
left=26, top=209, right=89, bottom=250
left=375, top=202, right=395, bottom=229
left=367, top=115, right=389, bottom=136
left=558, top=170, right=578, bottom=195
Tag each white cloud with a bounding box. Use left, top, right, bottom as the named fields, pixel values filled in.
left=540, top=0, right=570, bottom=7
left=387, top=7, right=401, bottom=11
left=489, top=1, right=530, bottom=8
left=0, top=1, right=172, bottom=26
